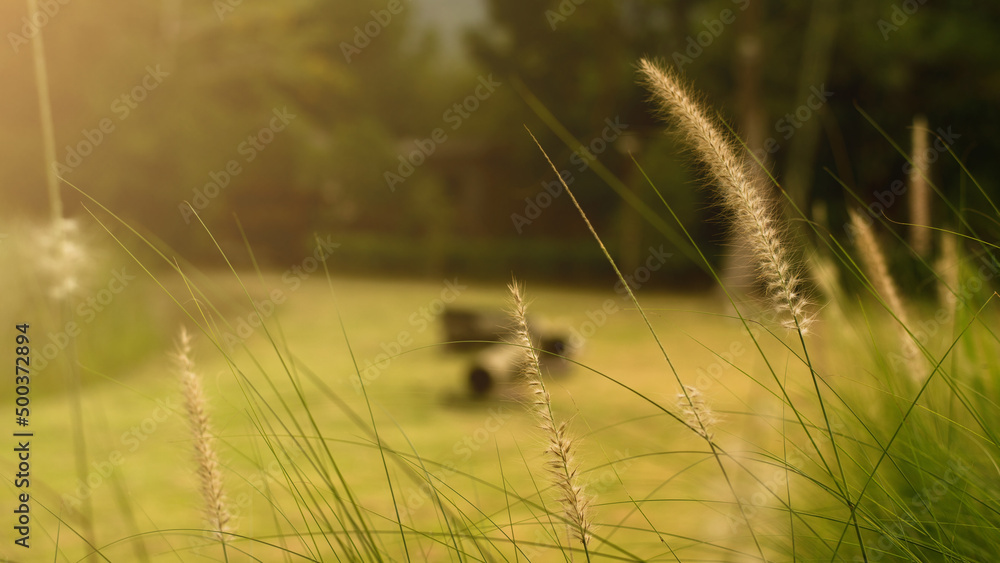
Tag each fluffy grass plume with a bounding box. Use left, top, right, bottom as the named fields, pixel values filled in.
left=909, top=115, right=931, bottom=256
left=508, top=280, right=593, bottom=550
left=175, top=327, right=233, bottom=541
left=676, top=385, right=717, bottom=441
left=637, top=58, right=812, bottom=333
left=848, top=211, right=921, bottom=377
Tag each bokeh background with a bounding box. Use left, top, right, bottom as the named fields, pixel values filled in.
left=3, top=2, right=1000, bottom=561
left=4, top=0, right=999, bottom=285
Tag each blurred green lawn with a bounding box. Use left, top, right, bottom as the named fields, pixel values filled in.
left=13, top=270, right=796, bottom=561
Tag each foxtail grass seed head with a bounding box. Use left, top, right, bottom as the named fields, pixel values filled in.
left=909, top=115, right=931, bottom=257
left=637, top=58, right=813, bottom=333
left=508, top=281, right=593, bottom=548
left=848, top=211, right=910, bottom=326
left=176, top=327, right=234, bottom=541
left=677, top=386, right=717, bottom=441
left=848, top=212, right=922, bottom=377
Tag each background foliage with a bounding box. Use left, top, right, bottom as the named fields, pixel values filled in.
left=2, top=0, right=998, bottom=283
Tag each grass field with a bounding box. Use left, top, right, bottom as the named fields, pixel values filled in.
left=5, top=212, right=1000, bottom=562
left=8, top=265, right=784, bottom=561
left=12, top=242, right=992, bottom=563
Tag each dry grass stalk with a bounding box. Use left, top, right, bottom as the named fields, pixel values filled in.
left=176, top=327, right=233, bottom=541
left=848, top=211, right=921, bottom=378
left=637, top=58, right=812, bottom=333
left=909, top=115, right=931, bottom=257
left=508, top=281, right=593, bottom=549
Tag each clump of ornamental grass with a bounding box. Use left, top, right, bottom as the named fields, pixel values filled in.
left=508, top=280, right=593, bottom=551
left=175, top=327, right=234, bottom=542
left=637, top=58, right=813, bottom=334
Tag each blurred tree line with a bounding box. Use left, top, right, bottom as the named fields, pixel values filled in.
left=2, top=0, right=998, bottom=286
